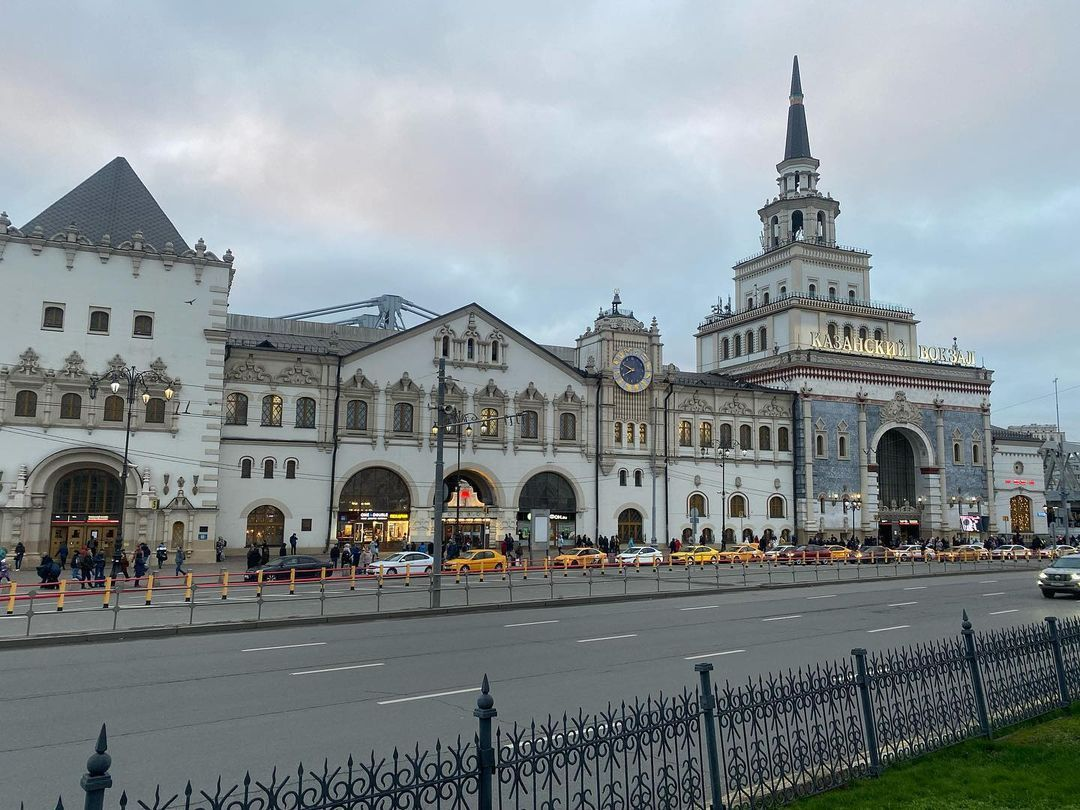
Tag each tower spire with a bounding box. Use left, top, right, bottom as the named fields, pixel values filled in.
left=784, top=55, right=812, bottom=160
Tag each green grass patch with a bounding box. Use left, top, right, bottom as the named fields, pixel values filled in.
left=789, top=708, right=1080, bottom=809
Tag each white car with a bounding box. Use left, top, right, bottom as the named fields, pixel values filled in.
left=895, top=544, right=935, bottom=562
left=616, top=546, right=664, bottom=565
left=367, top=552, right=434, bottom=576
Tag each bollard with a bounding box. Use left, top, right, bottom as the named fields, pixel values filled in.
left=320, top=566, right=327, bottom=585
left=695, top=663, right=724, bottom=809
left=405, top=564, right=411, bottom=587
left=290, top=566, right=297, bottom=595
left=377, top=567, right=384, bottom=589
left=600, top=555, right=606, bottom=576
left=582, top=555, right=589, bottom=577
left=522, top=559, right=528, bottom=580
left=562, top=559, right=568, bottom=577
left=183, top=572, right=193, bottom=602
left=6, top=580, right=16, bottom=615
left=543, top=557, right=549, bottom=579
left=474, top=676, right=497, bottom=810
left=350, top=565, right=356, bottom=591
left=256, top=569, right=264, bottom=598
left=1045, top=616, right=1071, bottom=708
left=102, top=576, right=112, bottom=609
left=961, top=610, right=993, bottom=737
left=56, top=578, right=67, bottom=612
left=220, top=569, right=229, bottom=600
left=479, top=565, right=485, bottom=583
left=635, top=557, right=640, bottom=573
left=144, top=575, right=154, bottom=606
left=852, top=648, right=882, bottom=776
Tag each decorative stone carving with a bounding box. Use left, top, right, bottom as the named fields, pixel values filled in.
left=719, top=394, right=752, bottom=416
left=389, top=372, right=421, bottom=393
left=62, top=351, right=86, bottom=377
left=107, top=354, right=127, bottom=374
left=15, top=348, right=41, bottom=374
left=558, top=385, right=582, bottom=404
left=880, top=391, right=922, bottom=426
left=348, top=370, right=378, bottom=390
left=477, top=378, right=507, bottom=400
left=518, top=382, right=545, bottom=402
left=227, top=358, right=272, bottom=383
left=277, top=360, right=319, bottom=386
left=680, top=393, right=712, bottom=413
left=760, top=396, right=787, bottom=417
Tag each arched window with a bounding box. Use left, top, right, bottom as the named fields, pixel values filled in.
left=770, top=215, right=780, bottom=246
left=874, top=328, right=884, bottom=341
left=816, top=434, right=826, bottom=457
left=719, top=423, right=733, bottom=449
left=778, top=426, right=790, bottom=452
left=491, top=342, right=499, bottom=362
left=791, top=210, right=804, bottom=240
left=240, top=458, right=252, bottom=479
left=619, top=469, right=628, bottom=487
left=634, top=469, right=643, bottom=487
left=678, top=420, right=692, bottom=447
left=688, top=492, right=708, bottom=517
left=145, top=397, right=166, bottom=424
left=759, top=425, right=771, bottom=450
left=848, top=290, right=856, bottom=300
left=746, top=330, right=754, bottom=354
left=763, top=292, right=770, bottom=305
left=1010, top=495, right=1033, bottom=533
left=808, top=283, right=816, bottom=297
left=733, top=334, right=742, bottom=357
left=746, top=297, right=753, bottom=310
left=780, top=285, right=787, bottom=295
left=625, top=422, right=635, bottom=444
left=973, top=443, right=981, bottom=465
left=246, top=505, right=285, bottom=548
left=953, top=442, right=962, bottom=464
left=816, top=211, right=826, bottom=241
left=759, top=326, right=767, bottom=352
left=722, top=338, right=730, bottom=360
left=739, top=424, right=753, bottom=449
left=827, top=322, right=838, bottom=340
left=14, top=390, right=37, bottom=417
left=843, top=325, right=852, bottom=340
left=729, top=494, right=747, bottom=518
left=481, top=407, right=500, bottom=437
left=768, top=496, right=785, bottom=518
left=858, top=326, right=868, bottom=340
left=618, top=508, right=643, bottom=543
left=42, top=305, right=64, bottom=329
left=520, top=410, right=539, bottom=439
left=828, top=286, right=836, bottom=298
left=559, top=412, right=577, bottom=441
left=60, top=392, right=82, bottom=420
left=285, top=459, right=297, bottom=480
left=263, top=459, right=274, bottom=479
left=699, top=421, right=713, bottom=447
left=639, top=423, right=647, bottom=444
left=89, top=310, right=110, bottom=334
left=392, top=402, right=414, bottom=433
left=838, top=435, right=848, bottom=458
left=133, top=314, right=154, bottom=337
left=346, top=400, right=368, bottom=431
left=614, top=421, right=623, bottom=444
left=261, top=394, right=283, bottom=427
left=225, top=392, right=248, bottom=425
left=467, top=339, right=475, bottom=360
left=295, top=397, right=316, bottom=428
left=441, top=336, right=450, bottom=357
left=103, top=395, right=124, bottom=422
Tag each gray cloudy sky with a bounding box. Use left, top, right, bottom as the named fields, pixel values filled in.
left=3, top=1, right=1077, bottom=434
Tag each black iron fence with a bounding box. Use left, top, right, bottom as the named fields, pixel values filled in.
left=47, top=612, right=1080, bottom=810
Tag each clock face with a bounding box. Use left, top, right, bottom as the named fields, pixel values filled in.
left=612, top=349, right=653, bottom=393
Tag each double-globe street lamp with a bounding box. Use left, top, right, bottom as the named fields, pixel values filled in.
left=698, top=439, right=749, bottom=548
left=819, top=489, right=862, bottom=543
left=431, top=411, right=489, bottom=549
left=89, top=366, right=174, bottom=556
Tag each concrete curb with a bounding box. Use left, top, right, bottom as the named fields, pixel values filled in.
left=0, top=564, right=1041, bottom=650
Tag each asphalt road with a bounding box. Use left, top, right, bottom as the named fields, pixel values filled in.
left=4, top=568, right=1076, bottom=806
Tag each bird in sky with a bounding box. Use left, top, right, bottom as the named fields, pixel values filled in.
left=184, top=298, right=197, bottom=305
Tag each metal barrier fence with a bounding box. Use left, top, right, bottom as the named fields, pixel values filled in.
left=45, top=611, right=1080, bottom=810
left=0, top=555, right=1047, bottom=638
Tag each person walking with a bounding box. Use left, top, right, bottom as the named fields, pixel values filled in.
left=278, top=537, right=287, bottom=557
left=260, top=541, right=270, bottom=565
left=246, top=543, right=262, bottom=569
left=57, top=541, right=69, bottom=570
left=92, top=551, right=106, bottom=587
left=340, top=542, right=353, bottom=569
left=14, top=541, right=25, bottom=571
left=80, top=552, right=94, bottom=589
left=215, top=536, right=227, bottom=562
left=351, top=543, right=361, bottom=568
left=156, top=542, right=168, bottom=570
left=0, top=557, right=10, bottom=584
left=174, top=546, right=188, bottom=577
left=119, top=552, right=131, bottom=582
left=133, top=549, right=148, bottom=588
left=330, top=543, right=340, bottom=568
left=289, top=533, right=298, bottom=554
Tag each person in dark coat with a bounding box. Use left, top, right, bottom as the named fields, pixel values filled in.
left=93, top=551, right=106, bottom=586
left=79, top=552, right=94, bottom=589
left=289, top=533, right=298, bottom=554
left=278, top=538, right=287, bottom=557
left=133, top=550, right=148, bottom=588
left=14, top=542, right=25, bottom=571
left=260, top=541, right=270, bottom=565
left=330, top=544, right=341, bottom=567
left=57, top=542, right=69, bottom=570
left=246, top=544, right=262, bottom=569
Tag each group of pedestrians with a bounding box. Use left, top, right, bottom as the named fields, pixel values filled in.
left=27, top=540, right=188, bottom=590
left=329, top=540, right=376, bottom=570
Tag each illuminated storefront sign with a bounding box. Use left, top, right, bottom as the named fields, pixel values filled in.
left=810, top=332, right=976, bottom=366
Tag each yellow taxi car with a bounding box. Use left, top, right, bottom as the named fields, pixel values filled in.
left=670, top=545, right=722, bottom=565
left=824, top=544, right=853, bottom=562
left=442, top=549, right=508, bottom=573
left=552, top=547, right=606, bottom=568
left=717, top=544, right=766, bottom=564
left=939, top=544, right=989, bottom=562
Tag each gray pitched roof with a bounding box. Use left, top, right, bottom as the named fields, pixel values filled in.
left=21, top=157, right=189, bottom=251
left=784, top=55, right=813, bottom=160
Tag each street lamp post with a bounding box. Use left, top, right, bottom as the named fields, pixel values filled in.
left=700, top=440, right=747, bottom=548
left=88, top=366, right=174, bottom=556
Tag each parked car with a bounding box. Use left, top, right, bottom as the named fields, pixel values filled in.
left=443, top=549, right=508, bottom=573
left=1037, top=545, right=1077, bottom=560
left=895, top=544, right=935, bottom=562
left=823, top=544, right=854, bottom=562
left=244, top=555, right=331, bottom=582
left=991, top=544, right=1030, bottom=560
left=616, top=546, right=664, bottom=566
left=367, top=551, right=434, bottom=577
left=718, top=544, right=766, bottom=564
left=1037, top=554, right=1080, bottom=598
left=670, top=545, right=721, bottom=565
left=789, top=544, right=835, bottom=565
left=853, top=544, right=894, bottom=564
left=939, top=544, right=989, bottom=562
left=765, top=545, right=797, bottom=564
left=552, top=547, right=605, bottom=568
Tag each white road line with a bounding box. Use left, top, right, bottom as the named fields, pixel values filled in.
left=684, top=649, right=746, bottom=661
left=378, top=687, right=481, bottom=705
left=243, top=642, right=327, bottom=653
left=290, top=662, right=384, bottom=676
left=990, top=609, right=1020, bottom=616
left=867, top=625, right=910, bottom=633
left=679, top=605, right=721, bottom=611
left=980, top=580, right=998, bottom=584
left=806, top=594, right=837, bottom=600
left=762, top=615, right=801, bottom=622
left=504, top=620, right=559, bottom=628
left=903, top=586, right=927, bottom=590
left=577, top=634, right=638, bottom=643
left=983, top=592, right=1006, bottom=597
left=887, top=602, right=918, bottom=607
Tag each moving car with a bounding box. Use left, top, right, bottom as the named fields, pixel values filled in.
left=992, top=544, right=1030, bottom=560
left=670, top=545, right=721, bottom=565
left=244, top=555, right=331, bottom=582
left=1037, top=554, right=1080, bottom=598
left=443, top=549, right=508, bottom=573
left=853, top=544, right=894, bottom=564
left=552, top=547, right=605, bottom=568
left=823, top=544, right=854, bottom=562
left=366, top=551, right=434, bottom=576
left=790, top=544, right=835, bottom=565
left=764, top=545, right=797, bottom=564
left=718, top=544, right=766, bottom=564
left=1037, top=545, right=1077, bottom=560
left=895, top=544, right=935, bottom=562
left=616, top=546, right=664, bottom=565
left=939, top=544, right=989, bottom=562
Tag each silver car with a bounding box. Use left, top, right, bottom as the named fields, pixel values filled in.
left=1037, top=554, right=1080, bottom=598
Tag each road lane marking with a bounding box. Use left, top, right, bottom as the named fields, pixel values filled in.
left=243, top=642, right=328, bottom=652
left=684, top=649, right=746, bottom=661
left=378, top=687, right=480, bottom=705
left=577, top=634, right=638, bottom=643
left=983, top=592, right=1006, bottom=597
left=761, top=615, right=801, bottom=622
left=806, top=595, right=837, bottom=600
left=980, top=580, right=998, bottom=584
left=887, top=602, right=918, bottom=607
left=903, top=586, right=927, bottom=590
left=867, top=625, right=910, bottom=633
left=679, top=605, right=721, bottom=611
left=291, top=663, right=385, bottom=676
left=990, top=609, right=1019, bottom=616
left=504, top=620, right=559, bottom=628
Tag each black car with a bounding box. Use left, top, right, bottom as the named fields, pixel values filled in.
left=244, top=555, right=332, bottom=582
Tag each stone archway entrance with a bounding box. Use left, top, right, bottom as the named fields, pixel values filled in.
left=444, top=470, right=498, bottom=548
left=246, top=505, right=285, bottom=547
left=876, top=428, right=922, bottom=543
left=338, top=467, right=411, bottom=549
left=49, top=469, right=123, bottom=556
left=618, top=508, right=643, bottom=543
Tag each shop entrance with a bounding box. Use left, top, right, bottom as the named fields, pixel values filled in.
left=338, top=467, right=411, bottom=550
left=49, top=469, right=123, bottom=555
left=443, top=472, right=496, bottom=548
left=518, top=472, right=577, bottom=550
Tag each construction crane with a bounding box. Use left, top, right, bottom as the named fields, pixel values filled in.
left=278, top=294, right=439, bottom=331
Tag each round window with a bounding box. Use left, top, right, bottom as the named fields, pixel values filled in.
left=1013, top=461, right=1024, bottom=475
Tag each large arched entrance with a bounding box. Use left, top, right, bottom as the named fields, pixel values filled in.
left=1010, top=495, right=1033, bottom=535
left=444, top=470, right=498, bottom=547
left=618, top=508, right=643, bottom=544
left=338, top=467, right=411, bottom=549
left=876, top=429, right=920, bottom=543
left=517, top=472, right=577, bottom=547
left=246, top=506, right=285, bottom=547
left=49, top=469, right=123, bottom=556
